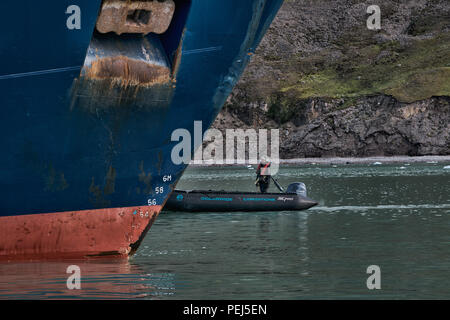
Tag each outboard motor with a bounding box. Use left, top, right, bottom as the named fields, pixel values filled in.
left=286, top=182, right=307, bottom=197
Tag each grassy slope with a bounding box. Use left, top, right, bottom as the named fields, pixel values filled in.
left=233, top=1, right=450, bottom=124
left=280, top=33, right=450, bottom=103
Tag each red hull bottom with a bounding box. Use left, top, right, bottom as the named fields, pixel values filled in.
left=0, top=205, right=161, bottom=261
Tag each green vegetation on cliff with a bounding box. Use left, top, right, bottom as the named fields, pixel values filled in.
left=280, top=33, right=450, bottom=103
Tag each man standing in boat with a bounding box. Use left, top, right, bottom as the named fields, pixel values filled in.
left=255, top=157, right=271, bottom=193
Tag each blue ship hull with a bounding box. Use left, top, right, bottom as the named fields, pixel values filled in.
left=0, top=0, right=283, bottom=259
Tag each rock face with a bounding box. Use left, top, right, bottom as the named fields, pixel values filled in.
left=212, top=0, right=450, bottom=158
left=213, top=95, right=450, bottom=158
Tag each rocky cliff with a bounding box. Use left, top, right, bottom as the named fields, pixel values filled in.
left=212, top=0, right=450, bottom=158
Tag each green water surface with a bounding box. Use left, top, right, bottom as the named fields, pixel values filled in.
left=0, top=162, right=449, bottom=299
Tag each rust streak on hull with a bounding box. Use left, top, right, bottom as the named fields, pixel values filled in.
left=0, top=205, right=161, bottom=261
left=84, top=55, right=171, bottom=86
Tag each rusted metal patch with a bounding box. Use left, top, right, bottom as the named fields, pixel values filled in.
left=96, top=0, right=176, bottom=35
left=88, top=166, right=117, bottom=208
left=71, top=33, right=176, bottom=113
left=83, top=55, right=171, bottom=86
left=138, top=161, right=152, bottom=194
left=71, top=76, right=175, bottom=113
left=80, top=30, right=172, bottom=87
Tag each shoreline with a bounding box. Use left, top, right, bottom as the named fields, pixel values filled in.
left=188, top=155, right=450, bottom=167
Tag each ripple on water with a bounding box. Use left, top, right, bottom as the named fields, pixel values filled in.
left=1, top=164, right=449, bottom=299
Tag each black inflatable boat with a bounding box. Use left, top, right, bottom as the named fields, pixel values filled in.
left=164, top=182, right=318, bottom=212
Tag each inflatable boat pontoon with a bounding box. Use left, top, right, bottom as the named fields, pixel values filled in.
left=164, top=183, right=318, bottom=212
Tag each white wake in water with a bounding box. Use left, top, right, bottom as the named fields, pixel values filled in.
left=310, top=204, right=450, bottom=212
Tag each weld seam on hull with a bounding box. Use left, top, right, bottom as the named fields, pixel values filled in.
left=0, top=66, right=82, bottom=80
left=183, top=46, right=223, bottom=55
